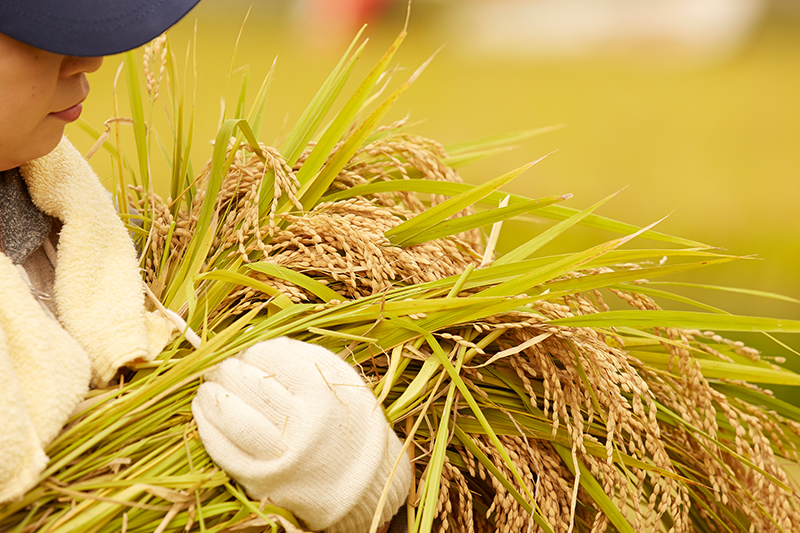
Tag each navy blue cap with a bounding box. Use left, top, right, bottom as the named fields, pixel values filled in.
left=0, top=0, right=201, bottom=56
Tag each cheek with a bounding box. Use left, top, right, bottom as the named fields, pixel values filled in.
left=0, top=66, right=64, bottom=169
left=0, top=65, right=57, bottom=123
left=0, top=90, right=42, bottom=129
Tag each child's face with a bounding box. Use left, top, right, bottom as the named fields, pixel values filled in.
left=0, top=33, right=103, bottom=171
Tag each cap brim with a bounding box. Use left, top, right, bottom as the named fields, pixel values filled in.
left=0, top=0, right=201, bottom=56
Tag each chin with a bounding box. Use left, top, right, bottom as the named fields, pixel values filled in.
left=1, top=124, right=66, bottom=170
left=1, top=142, right=61, bottom=172
left=28, top=131, right=67, bottom=165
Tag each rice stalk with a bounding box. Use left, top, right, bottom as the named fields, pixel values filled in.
left=3, top=22, right=800, bottom=533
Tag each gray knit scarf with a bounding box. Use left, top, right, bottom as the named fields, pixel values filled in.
left=0, top=168, right=52, bottom=264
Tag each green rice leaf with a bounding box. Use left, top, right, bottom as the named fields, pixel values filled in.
left=280, top=27, right=368, bottom=166
left=479, top=217, right=665, bottom=297
left=550, top=310, right=800, bottom=333
left=538, top=204, right=708, bottom=248
left=407, top=248, right=734, bottom=295
left=297, top=50, right=437, bottom=212
left=320, top=177, right=567, bottom=207
left=494, top=190, right=621, bottom=266
left=224, top=482, right=300, bottom=529
left=447, top=262, right=476, bottom=298
left=444, top=125, right=564, bottom=156
left=400, top=196, right=565, bottom=247
left=443, top=146, right=516, bottom=168
left=554, top=445, right=636, bottom=533
left=246, top=57, right=276, bottom=141
left=234, top=66, right=249, bottom=120
left=324, top=181, right=705, bottom=248
left=291, top=25, right=407, bottom=201
left=306, top=327, right=377, bottom=343
left=124, top=51, right=149, bottom=192
left=354, top=297, right=542, bottom=356
left=612, top=283, right=729, bottom=314
left=453, top=422, right=542, bottom=525
left=170, top=80, right=186, bottom=206
left=246, top=262, right=342, bottom=302
left=165, top=210, right=218, bottom=311
left=644, top=281, right=800, bottom=304
left=425, top=332, right=553, bottom=532
left=385, top=158, right=544, bottom=246
left=438, top=125, right=564, bottom=168
left=386, top=355, right=440, bottom=421
left=166, top=118, right=265, bottom=308
left=629, top=351, right=800, bottom=385
left=195, top=270, right=294, bottom=310
left=712, top=383, right=800, bottom=423
left=380, top=296, right=510, bottom=315
left=417, top=345, right=465, bottom=533
left=538, top=257, right=737, bottom=300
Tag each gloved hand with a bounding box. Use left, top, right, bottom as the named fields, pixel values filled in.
left=192, top=337, right=412, bottom=533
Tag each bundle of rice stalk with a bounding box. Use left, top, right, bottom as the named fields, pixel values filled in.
left=4, top=22, right=800, bottom=533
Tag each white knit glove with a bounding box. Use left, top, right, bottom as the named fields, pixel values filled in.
left=192, top=337, right=412, bottom=533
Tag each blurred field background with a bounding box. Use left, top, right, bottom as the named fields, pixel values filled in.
left=67, top=0, right=800, bottom=397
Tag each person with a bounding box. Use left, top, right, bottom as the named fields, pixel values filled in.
left=0, top=2, right=412, bottom=532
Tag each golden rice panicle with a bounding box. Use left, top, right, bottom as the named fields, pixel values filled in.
left=138, top=134, right=483, bottom=310
left=142, top=33, right=167, bottom=102
left=335, top=131, right=483, bottom=250
left=200, top=141, right=301, bottom=262
left=605, top=289, right=800, bottom=531
left=128, top=186, right=176, bottom=300
left=449, top=434, right=580, bottom=533
left=122, top=121, right=800, bottom=533
left=391, top=280, right=799, bottom=532
left=441, top=458, right=474, bottom=533
left=497, top=319, right=689, bottom=531
left=249, top=198, right=476, bottom=303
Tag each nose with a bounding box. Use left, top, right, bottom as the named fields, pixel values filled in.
left=60, top=55, right=104, bottom=78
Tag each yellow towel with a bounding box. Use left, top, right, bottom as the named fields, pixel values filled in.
left=22, top=137, right=169, bottom=386
left=1, top=137, right=177, bottom=502
left=0, top=253, right=91, bottom=502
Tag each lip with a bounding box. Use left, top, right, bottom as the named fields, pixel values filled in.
left=50, top=102, right=84, bottom=123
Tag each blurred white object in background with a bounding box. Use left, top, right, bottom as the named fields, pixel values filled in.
left=450, top=0, right=767, bottom=62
